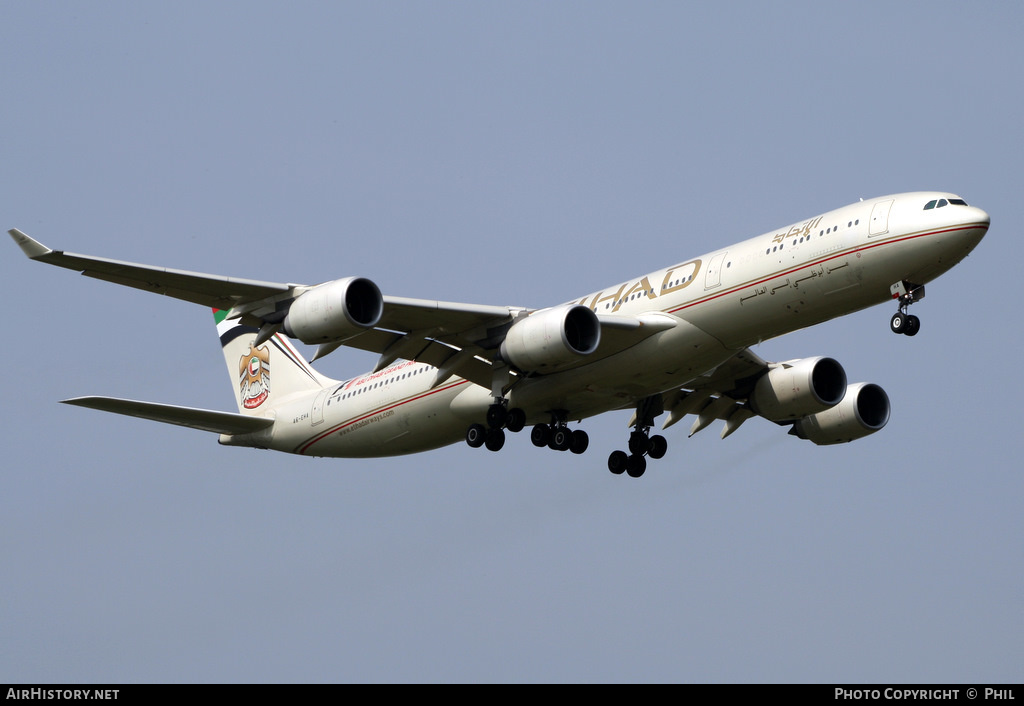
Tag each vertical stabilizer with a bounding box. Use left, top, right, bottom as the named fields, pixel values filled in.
left=213, top=309, right=336, bottom=415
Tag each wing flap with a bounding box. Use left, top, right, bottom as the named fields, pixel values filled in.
left=62, top=396, right=275, bottom=435
left=661, top=348, right=770, bottom=437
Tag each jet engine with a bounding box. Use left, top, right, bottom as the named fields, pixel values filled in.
left=283, top=277, right=383, bottom=343
left=499, top=304, right=601, bottom=372
left=748, top=356, right=847, bottom=422
left=790, top=382, right=891, bottom=445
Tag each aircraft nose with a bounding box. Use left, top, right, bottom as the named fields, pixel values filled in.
left=968, top=204, right=990, bottom=238
left=970, top=205, right=990, bottom=228
left=954, top=204, right=990, bottom=253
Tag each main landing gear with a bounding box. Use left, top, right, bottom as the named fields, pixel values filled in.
left=889, top=281, right=924, bottom=337
left=529, top=411, right=589, bottom=455
left=466, top=404, right=589, bottom=454
left=607, top=396, right=667, bottom=478
left=606, top=428, right=667, bottom=478
left=465, top=401, right=527, bottom=452
left=466, top=392, right=669, bottom=480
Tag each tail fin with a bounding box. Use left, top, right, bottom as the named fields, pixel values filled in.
left=213, top=309, right=336, bottom=414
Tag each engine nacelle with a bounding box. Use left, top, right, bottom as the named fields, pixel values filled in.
left=499, top=304, right=600, bottom=372
left=748, top=356, right=847, bottom=422
left=283, top=277, right=383, bottom=344
left=790, top=382, right=891, bottom=445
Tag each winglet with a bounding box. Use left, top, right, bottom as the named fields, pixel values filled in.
left=8, top=229, right=53, bottom=259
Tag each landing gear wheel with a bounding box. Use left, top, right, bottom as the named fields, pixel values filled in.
left=648, top=435, right=668, bottom=460
left=505, top=408, right=526, bottom=433
left=608, top=450, right=628, bottom=475
left=626, top=454, right=647, bottom=478
left=614, top=396, right=664, bottom=475
left=628, top=430, right=650, bottom=455
left=550, top=427, right=573, bottom=451
left=466, top=423, right=486, bottom=448
left=569, top=429, right=589, bottom=455
left=904, top=315, right=920, bottom=337
left=889, top=282, right=925, bottom=336
left=486, top=404, right=507, bottom=429
left=530, top=423, right=551, bottom=448
left=484, top=428, right=505, bottom=452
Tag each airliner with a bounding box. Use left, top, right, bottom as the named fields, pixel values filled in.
left=10, top=191, right=989, bottom=477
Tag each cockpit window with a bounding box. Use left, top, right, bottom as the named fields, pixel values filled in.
left=924, top=197, right=969, bottom=209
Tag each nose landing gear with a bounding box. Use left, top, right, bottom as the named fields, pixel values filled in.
left=890, top=281, right=924, bottom=337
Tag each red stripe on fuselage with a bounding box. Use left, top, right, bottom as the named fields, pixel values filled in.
left=296, top=378, right=470, bottom=454
left=297, top=222, right=986, bottom=455
left=667, top=223, right=986, bottom=316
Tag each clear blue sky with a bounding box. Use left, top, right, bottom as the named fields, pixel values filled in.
left=2, top=1, right=1021, bottom=683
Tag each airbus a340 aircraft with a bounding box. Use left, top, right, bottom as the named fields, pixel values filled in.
left=10, top=191, right=988, bottom=477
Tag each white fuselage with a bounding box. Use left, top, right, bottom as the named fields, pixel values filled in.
left=237, top=192, right=988, bottom=457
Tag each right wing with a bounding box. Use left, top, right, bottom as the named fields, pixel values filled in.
left=11, top=229, right=677, bottom=389
left=9, top=228, right=297, bottom=309
left=9, top=228, right=522, bottom=387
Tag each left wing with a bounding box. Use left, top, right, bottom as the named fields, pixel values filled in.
left=651, top=347, right=889, bottom=446
left=656, top=348, right=769, bottom=438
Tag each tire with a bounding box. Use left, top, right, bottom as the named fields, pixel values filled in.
left=569, top=429, right=589, bottom=455
left=485, top=428, right=505, bottom=452
left=466, top=424, right=486, bottom=448
left=506, top=408, right=526, bottom=433
left=550, top=428, right=572, bottom=451
left=608, top=450, right=628, bottom=475
left=628, top=430, right=649, bottom=455
left=904, top=315, right=920, bottom=337
left=626, top=454, right=647, bottom=478
left=648, top=435, right=668, bottom=460
left=890, top=312, right=906, bottom=334
left=530, top=424, right=551, bottom=448
left=486, top=405, right=507, bottom=429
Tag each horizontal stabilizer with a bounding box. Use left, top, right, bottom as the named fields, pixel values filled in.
left=62, top=396, right=275, bottom=435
